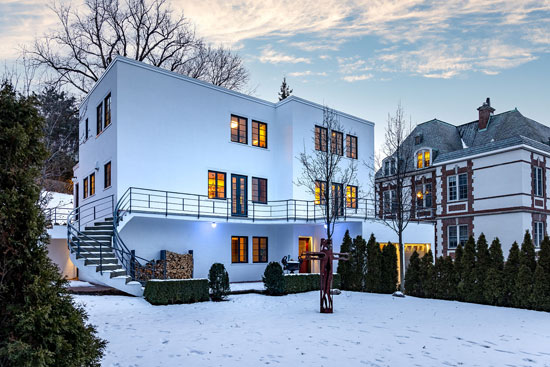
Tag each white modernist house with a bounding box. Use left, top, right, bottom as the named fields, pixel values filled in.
left=69, top=56, right=432, bottom=295
left=376, top=98, right=550, bottom=258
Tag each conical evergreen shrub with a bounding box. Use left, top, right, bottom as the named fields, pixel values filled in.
left=459, top=236, right=476, bottom=302
left=353, top=235, right=368, bottom=291
left=434, top=256, right=456, bottom=300
left=503, top=242, right=520, bottom=307
left=531, top=235, right=550, bottom=311
left=208, top=263, right=230, bottom=301
left=263, top=262, right=285, bottom=296
left=0, top=83, right=105, bottom=366
left=380, top=243, right=398, bottom=293
left=419, top=250, right=435, bottom=298
left=405, top=251, right=421, bottom=296
left=520, top=231, right=537, bottom=273
left=484, top=238, right=505, bottom=305
left=514, top=264, right=533, bottom=309
left=474, top=234, right=491, bottom=304
left=337, top=230, right=353, bottom=290
left=365, top=235, right=381, bottom=292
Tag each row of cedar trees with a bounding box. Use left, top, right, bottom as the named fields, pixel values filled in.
left=405, top=232, right=550, bottom=312
left=337, top=230, right=399, bottom=293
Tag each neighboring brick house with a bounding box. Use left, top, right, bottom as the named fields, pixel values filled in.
left=376, top=98, right=550, bottom=257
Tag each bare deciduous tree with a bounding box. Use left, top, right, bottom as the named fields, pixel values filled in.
left=377, top=103, right=415, bottom=291
left=30, top=0, right=249, bottom=93
left=297, top=106, right=359, bottom=244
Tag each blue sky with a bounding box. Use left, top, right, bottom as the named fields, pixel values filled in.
left=1, top=0, right=550, bottom=151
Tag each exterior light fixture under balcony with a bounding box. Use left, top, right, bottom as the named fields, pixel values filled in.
left=211, top=222, right=217, bottom=228
left=324, top=224, right=328, bottom=229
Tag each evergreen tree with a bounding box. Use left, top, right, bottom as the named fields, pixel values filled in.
left=530, top=263, right=550, bottom=311
left=404, top=251, right=421, bottom=296
left=365, top=235, right=382, bottom=292
left=474, top=234, right=491, bottom=304
left=278, top=77, right=293, bottom=101
left=458, top=236, right=476, bottom=302
left=519, top=231, right=537, bottom=273
left=419, top=250, right=435, bottom=298
left=380, top=243, right=398, bottom=293
left=454, top=244, right=464, bottom=281
left=434, top=256, right=456, bottom=300
left=350, top=235, right=368, bottom=291
left=337, top=230, right=353, bottom=290
left=0, top=83, right=105, bottom=366
left=538, top=235, right=550, bottom=274
left=484, top=238, right=505, bottom=305
left=503, top=242, right=520, bottom=307
left=208, top=263, right=230, bottom=301
left=514, top=264, right=533, bottom=309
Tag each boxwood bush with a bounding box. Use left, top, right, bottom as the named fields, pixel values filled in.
left=284, top=273, right=341, bottom=294
left=144, top=279, right=209, bottom=305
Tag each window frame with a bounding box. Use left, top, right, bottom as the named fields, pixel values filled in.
left=231, top=236, right=248, bottom=263
left=331, top=130, right=344, bottom=156
left=416, top=182, right=432, bottom=209
left=534, top=221, right=544, bottom=247
left=346, top=185, right=358, bottom=209
left=448, top=173, right=468, bottom=201
left=208, top=170, right=226, bottom=199
left=315, top=180, right=327, bottom=205
left=104, top=93, right=111, bottom=128
left=416, top=148, right=431, bottom=169
left=83, top=177, right=89, bottom=199
left=448, top=224, right=468, bottom=249
left=252, top=237, right=268, bottom=263
left=96, top=102, right=103, bottom=135
left=534, top=166, right=544, bottom=197
left=89, top=173, right=95, bottom=196
left=252, top=177, right=268, bottom=204
left=252, top=120, right=268, bottom=149
left=315, top=125, right=328, bottom=152
left=104, top=161, right=111, bottom=189
left=230, top=114, right=248, bottom=144
left=346, top=134, right=358, bottom=159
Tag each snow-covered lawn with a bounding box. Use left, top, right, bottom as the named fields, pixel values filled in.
left=74, top=292, right=550, bottom=367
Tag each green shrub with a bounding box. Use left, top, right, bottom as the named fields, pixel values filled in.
left=144, top=279, right=209, bottom=305
left=208, top=263, right=230, bottom=301
left=263, top=262, right=285, bottom=295
left=284, top=274, right=341, bottom=294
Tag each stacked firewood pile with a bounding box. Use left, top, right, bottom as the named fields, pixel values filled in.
left=135, top=251, right=193, bottom=281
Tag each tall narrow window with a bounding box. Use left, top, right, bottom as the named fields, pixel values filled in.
left=85, top=118, right=89, bottom=140
left=230, top=115, right=247, bottom=144
left=448, top=224, right=468, bottom=249
left=534, top=221, right=544, bottom=247
left=346, top=185, right=357, bottom=209
left=315, top=180, right=326, bottom=205
left=252, top=177, right=267, bottom=204
left=448, top=173, right=467, bottom=201
left=416, top=149, right=431, bottom=169
left=332, top=183, right=344, bottom=215
left=252, top=121, right=267, bottom=148
left=89, top=173, right=95, bottom=196
left=96, top=103, right=103, bottom=135
left=331, top=131, right=343, bottom=156
left=104, top=162, right=111, bottom=189
left=231, top=236, right=248, bottom=263
left=104, top=93, right=111, bottom=128
left=346, top=135, right=358, bottom=159
left=383, top=190, right=396, bottom=214
left=416, top=183, right=432, bottom=208
left=253, top=237, right=268, bottom=263
left=208, top=171, right=226, bottom=199
left=315, top=126, right=328, bottom=152
left=534, top=166, right=543, bottom=197
left=83, top=177, right=89, bottom=199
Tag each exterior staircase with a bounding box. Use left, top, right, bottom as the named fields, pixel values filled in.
left=69, top=217, right=144, bottom=296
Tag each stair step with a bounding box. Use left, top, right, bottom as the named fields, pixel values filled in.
left=104, top=217, right=114, bottom=221
left=72, top=237, right=111, bottom=244
left=77, top=251, right=115, bottom=258
left=85, top=258, right=118, bottom=265
left=85, top=225, right=114, bottom=231
left=96, top=264, right=123, bottom=272
left=82, top=230, right=113, bottom=236
left=111, top=270, right=128, bottom=278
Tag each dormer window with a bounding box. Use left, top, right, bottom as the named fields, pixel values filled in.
left=416, top=149, right=431, bottom=169
left=415, top=135, right=423, bottom=145
left=383, top=158, right=397, bottom=176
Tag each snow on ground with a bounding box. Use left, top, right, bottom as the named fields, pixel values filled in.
left=229, top=281, right=264, bottom=292
left=74, top=292, right=550, bottom=367
left=68, top=280, right=95, bottom=287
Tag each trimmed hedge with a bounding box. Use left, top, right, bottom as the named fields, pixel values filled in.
left=284, top=274, right=341, bottom=294
left=144, top=279, right=209, bottom=305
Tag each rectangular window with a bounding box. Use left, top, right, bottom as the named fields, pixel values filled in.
left=253, top=237, right=268, bottom=263
left=104, top=162, right=111, bottom=189
left=96, top=103, right=103, bottom=135
left=331, top=130, right=343, bottom=156
left=104, top=93, right=111, bottom=128
left=346, top=185, right=357, bottom=209
left=417, top=152, right=423, bottom=169
left=448, top=224, right=468, bottom=249
left=89, top=173, right=95, bottom=196
left=230, top=115, right=247, bottom=144
left=85, top=118, right=89, bottom=140
left=252, top=121, right=267, bottom=148
left=231, top=236, right=248, bottom=263
left=448, top=173, right=467, bottom=201
left=346, top=135, right=358, bottom=159
left=416, top=183, right=432, bottom=208
left=252, top=177, right=267, bottom=204
left=383, top=190, right=396, bottom=214
left=315, top=180, right=326, bottom=205
left=332, top=182, right=344, bottom=216
left=384, top=161, right=390, bottom=176
left=315, top=126, right=328, bottom=152
left=534, top=166, right=543, bottom=197
left=208, top=171, right=226, bottom=199
left=534, top=221, right=544, bottom=247
left=83, top=177, right=89, bottom=199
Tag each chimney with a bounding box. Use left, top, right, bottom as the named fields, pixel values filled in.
left=477, top=97, right=495, bottom=130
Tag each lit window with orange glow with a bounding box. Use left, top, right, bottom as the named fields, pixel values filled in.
left=416, top=149, right=431, bottom=169
left=315, top=180, right=326, bottom=205
left=424, top=150, right=430, bottom=167
left=252, top=121, right=267, bottom=148
left=230, top=115, right=247, bottom=144
left=346, top=185, right=357, bottom=208
left=417, top=152, right=423, bottom=168
left=208, top=170, right=226, bottom=199
left=231, top=236, right=248, bottom=263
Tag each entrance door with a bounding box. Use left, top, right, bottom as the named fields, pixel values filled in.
left=231, top=174, right=248, bottom=217
left=299, top=237, right=311, bottom=273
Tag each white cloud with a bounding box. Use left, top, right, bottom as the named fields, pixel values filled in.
left=258, top=46, right=311, bottom=64
left=287, top=70, right=327, bottom=77
left=342, top=74, right=373, bottom=82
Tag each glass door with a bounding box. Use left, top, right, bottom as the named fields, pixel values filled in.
left=231, top=174, right=248, bottom=217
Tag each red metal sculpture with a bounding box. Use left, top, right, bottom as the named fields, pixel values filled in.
left=300, top=239, right=349, bottom=313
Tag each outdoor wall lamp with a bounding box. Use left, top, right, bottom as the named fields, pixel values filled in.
left=211, top=222, right=217, bottom=228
